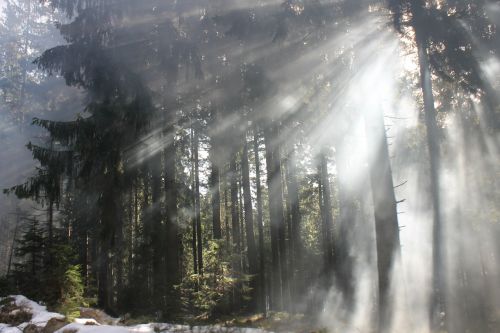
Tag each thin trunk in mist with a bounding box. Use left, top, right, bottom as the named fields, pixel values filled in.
left=263, top=124, right=287, bottom=310
left=238, top=177, right=245, bottom=262
left=241, top=135, right=258, bottom=309
left=151, top=144, right=163, bottom=307
left=230, top=152, right=242, bottom=306
left=364, top=104, right=401, bottom=332
left=334, top=141, right=356, bottom=308
left=318, top=151, right=335, bottom=273
left=284, top=147, right=302, bottom=303
left=191, top=131, right=198, bottom=275
left=47, top=200, right=54, bottom=252
left=411, top=1, right=447, bottom=330
left=210, top=107, right=222, bottom=239
left=194, top=125, right=203, bottom=275
left=224, top=186, right=230, bottom=249
left=230, top=154, right=241, bottom=258
left=7, top=209, right=21, bottom=276
left=253, top=127, right=266, bottom=313
left=142, top=165, right=152, bottom=297
left=98, top=187, right=118, bottom=313
left=210, top=158, right=222, bottom=240
left=18, top=0, right=32, bottom=122
left=164, top=118, right=180, bottom=312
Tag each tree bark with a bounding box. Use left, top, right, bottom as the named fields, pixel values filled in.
left=242, top=135, right=258, bottom=309
left=364, top=103, right=401, bottom=332
left=410, top=3, right=447, bottom=329
left=263, top=124, right=287, bottom=310
left=284, top=147, right=302, bottom=304
left=193, top=125, right=203, bottom=275
left=151, top=142, right=163, bottom=307
left=253, top=127, right=267, bottom=313
left=164, top=119, right=180, bottom=315
left=318, top=151, right=335, bottom=272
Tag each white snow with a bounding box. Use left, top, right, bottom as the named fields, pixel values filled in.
left=12, top=295, right=65, bottom=327
left=0, top=295, right=65, bottom=332
left=1, top=297, right=273, bottom=333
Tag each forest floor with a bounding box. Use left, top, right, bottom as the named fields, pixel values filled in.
left=0, top=296, right=324, bottom=333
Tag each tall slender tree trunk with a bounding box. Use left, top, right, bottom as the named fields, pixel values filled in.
left=242, top=135, right=258, bottom=309
left=263, top=124, right=286, bottom=310
left=211, top=163, right=222, bottom=240
left=151, top=142, right=164, bottom=307
left=98, top=183, right=118, bottom=313
left=318, top=151, right=335, bottom=272
left=142, top=165, right=152, bottom=298
left=335, top=140, right=356, bottom=309
left=224, top=186, right=231, bottom=249
left=7, top=209, right=21, bottom=276
left=230, top=152, right=241, bottom=306
left=410, top=3, right=446, bottom=329
left=285, top=147, right=302, bottom=304
left=253, top=127, right=266, bottom=313
left=364, top=103, right=401, bottom=332
left=164, top=118, right=180, bottom=315
left=210, top=120, right=222, bottom=240
left=194, top=125, right=203, bottom=275
left=190, top=128, right=198, bottom=275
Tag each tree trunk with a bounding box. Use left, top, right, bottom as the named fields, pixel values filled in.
left=194, top=125, right=203, bottom=275
left=151, top=144, right=163, bottom=307
left=364, top=103, right=401, bottom=332
left=285, top=146, right=302, bottom=304
left=334, top=140, right=356, bottom=309
left=230, top=152, right=241, bottom=306
left=164, top=120, right=180, bottom=315
left=318, top=151, right=335, bottom=272
left=253, top=127, right=267, bottom=313
left=263, top=124, right=286, bottom=310
left=410, top=2, right=446, bottom=331
left=211, top=163, right=222, bottom=240
left=210, top=131, right=222, bottom=239
left=224, top=185, right=231, bottom=249
left=242, top=135, right=258, bottom=309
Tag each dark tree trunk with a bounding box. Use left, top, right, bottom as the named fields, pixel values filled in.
left=410, top=2, right=447, bottom=331
left=334, top=141, right=356, bottom=309
left=98, top=184, right=118, bottom=313
left=230, top=154, right=241, bottom=260
left=210, top=163, right=222, bottom=240
left=364, top=103, right=401, bottom=332
left=318, top=151, right=335, bottom=272
left=253, top=127, right=266, bottom=313
left=284, top=147, right=302, bottom=304
left=242, top=136, right=258, bottom=309
left=210, top=123, right=222, bottom=240
left=230, top=152, right=241, bottom=306
left=47, top=200, right=53, bottom=251
left=263, top=124, right=286, bottom=310
left=194, top=126, right=203, bottom=275
left=164, top=120, right=180, bottom=314
left=151, top=146, right=164, bottom=307
left=224, top=186, right=231, bottom=249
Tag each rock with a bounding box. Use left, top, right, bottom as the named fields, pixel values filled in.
left=42, top=318, right=68, bottom=333
left=62, top=329, right=78, bottom=333
left=23, top=324, right=41, bottom=333
left=74, top=319, right=99, bottom=326
left=78, top=308, right=118, bottom=325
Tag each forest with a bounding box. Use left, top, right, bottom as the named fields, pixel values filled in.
left=0, top=0, right=499, bottom=332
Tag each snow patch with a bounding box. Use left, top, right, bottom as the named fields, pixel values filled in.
left=12, top=295, right=65, bottom=327
left=1, top=297, right=273, bottom=333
